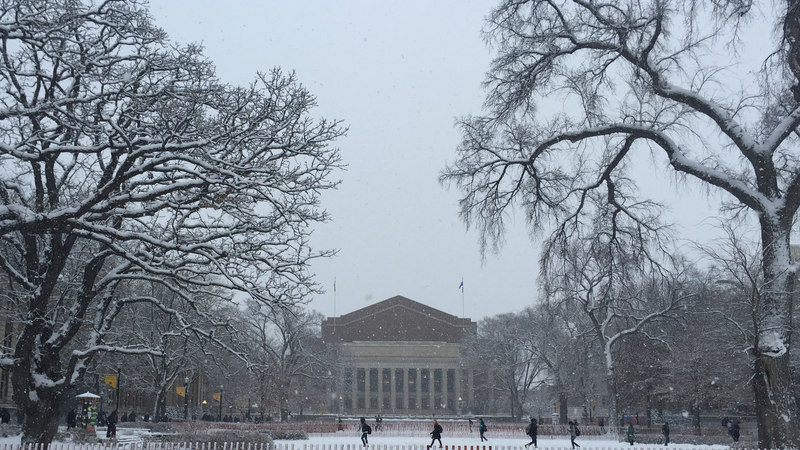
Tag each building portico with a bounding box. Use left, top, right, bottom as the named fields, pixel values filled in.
left=322, top=295, right=476, bottom=416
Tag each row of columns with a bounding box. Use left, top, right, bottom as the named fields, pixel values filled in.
left=340, top=366, right=469, bottom=414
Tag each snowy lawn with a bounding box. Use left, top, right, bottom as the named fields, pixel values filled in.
left=0, top=429, right=732, bottom=450
left=300, top=434, right=730, bottom=450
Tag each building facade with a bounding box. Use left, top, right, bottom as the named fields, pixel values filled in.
left=322, top=295, right=476, bottom=416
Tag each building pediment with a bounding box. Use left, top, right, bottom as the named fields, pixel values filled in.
left=322, top=295, right=475, bottom=343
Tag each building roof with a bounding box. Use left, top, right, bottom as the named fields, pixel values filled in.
left=322, top=295, right=476, bottom=344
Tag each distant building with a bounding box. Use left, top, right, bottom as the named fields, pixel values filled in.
left=322, top=295, right=477, bottom=415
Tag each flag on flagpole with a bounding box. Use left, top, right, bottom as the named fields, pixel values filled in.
left=459, top=280, right=463, bottom=292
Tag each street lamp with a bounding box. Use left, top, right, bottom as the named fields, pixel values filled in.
left=218, top=385, right=223, bottom=421
left=184, top=376, right=190, bottom=420
left=116, top=362, right=122, bottom=412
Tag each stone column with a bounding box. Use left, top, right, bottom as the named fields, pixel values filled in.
left=390, top=368, right=396, bottom=412
left=364, top=367, right=371, bottom=413
left=416, top=368, right=422, bottom=413
left=442, top=368, right=449, bottom=412
left=402, top=368, right=409, bottom=413
left=454, top=368, right=461, bottom=415
left=378, top=367, right=384, bottom=413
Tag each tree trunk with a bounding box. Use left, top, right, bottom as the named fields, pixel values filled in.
left=559, top=391, right=568, bottom=424
left=153, top=391, right=166, bottom=422
left=19, top=393, right=61, bottom=444
left=11, top=310, right=66, bottom=444
left=605, top=372, right=619, bottom=431
left=753, top=350, right=799, bottom=447
left=753, top=222, right=800, bottom=448
left=11, top=363, right=63, bottom=444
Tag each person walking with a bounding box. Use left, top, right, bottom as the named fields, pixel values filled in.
left=479, top=418, right=488, bottom=441
left=525, top=417, right=538, bottom=448
left=66, top=408, right=77, bottom=430
left=662, top=422, right=670, bottom=445
left=730, top=420, right=740, bottom=442
left=598, top=417, right=605, bottom=433
left=627, top=422, right=635, bottom=446
left=569, top=420, right=581, bottom=449
left=429, top=419, right=443, bottom=448
left=106, top=410, right=118, bottom=438
left=360, top=417, right=371, bottom=447
left=469, top=418, right=473, bottom=432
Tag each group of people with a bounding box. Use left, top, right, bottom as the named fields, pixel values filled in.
left=351, top=416, right=744, bottom=447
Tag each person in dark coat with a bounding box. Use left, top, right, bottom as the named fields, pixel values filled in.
left=730, top=420, right=740, bottom=442
left=525, top=417, right=538, bottom=448
left=106, top=410, right=118, bottom=438
left=662, top=422, right=670, bottom=445
left=598, top=417, right=605, bottom=433
left=360, top=417, right=371, bottom=446
left=479, top=418, right=488, bottom=441
left=627, top=423, right=635, bottom=446
left=569, top=420, right=581, bottom=449
left=66, top=408, right=77, bottom=429
left=429, top=419, right=443, bottom=448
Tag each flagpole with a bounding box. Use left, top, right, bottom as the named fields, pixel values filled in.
left=334, top=277, right=337, bottom=318
left=461, top=277, right=465, bottom=318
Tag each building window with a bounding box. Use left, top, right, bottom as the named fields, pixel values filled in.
left=421, top=396, right=430, bottom=410
left=395, top=368, right=404, bottom=393
left=383, top=369, right=391, bottom=390
left=435, top=396, right=443, bottom=410
left=357, top=397, right=365, bottom=409
left=421, top=369, right=430, bottom=393
left=447, top=369, right=456, bottom=392
left=383, top=397, right=390, bottom=409
left=344, top=397, right=352, bottom=409
left=370, top=396, right=378, bottom=409
left=369, top=369, right=379, bottom=393
left=408, top=369, right=416, bottom=392
left=434, top=369, right=442, bottom=393
left=408, top=397, right=416, bottom=410
left=357, top=369, right=365, bottom=392
left=396, top=395, right=404, bottom=409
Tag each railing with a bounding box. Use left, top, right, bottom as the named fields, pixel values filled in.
left=0, top=445, right=771, bottom=450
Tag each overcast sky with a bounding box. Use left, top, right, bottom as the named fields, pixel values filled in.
left=146, top=0, right=726, bottom=321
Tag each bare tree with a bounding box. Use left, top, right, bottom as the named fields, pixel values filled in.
left=240, top=302, right=332, bottom=421
left=516, top=302, right=584, bottom=424
left=466, top=312, right=547, bottom=419
left=0, top=0, right=343, bottom=443
left=441, top=0, right=800, bottom=446
left=538, top=217, right=688, bottom=428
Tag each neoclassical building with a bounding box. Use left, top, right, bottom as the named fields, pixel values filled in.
left=322, top=295, right=477, bottom=416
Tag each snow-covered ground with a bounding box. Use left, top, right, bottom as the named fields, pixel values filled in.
left=302, top=435, right=729, bottom=449
left=0, top=429, right=731, bottom=450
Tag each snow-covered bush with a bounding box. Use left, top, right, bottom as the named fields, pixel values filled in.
left=263, top=430, right=308, bottom=440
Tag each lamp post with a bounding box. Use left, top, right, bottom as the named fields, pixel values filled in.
left=184, top=376, right=190, bottom=420
left=218, top=385, right=223, bottom=421
left=116, top=362, right=122, bottom=412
